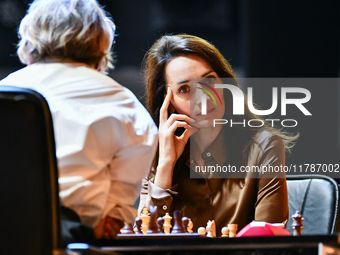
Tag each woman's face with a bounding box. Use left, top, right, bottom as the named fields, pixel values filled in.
left=165, top=54, right=225, bottom=129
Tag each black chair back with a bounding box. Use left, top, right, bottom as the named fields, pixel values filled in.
left=0, top=85, right=60, bottom=255
left=286, top=174, right=340, bottom=235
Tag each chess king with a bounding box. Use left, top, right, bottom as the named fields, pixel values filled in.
left=139, top=34, right=298, bottom=235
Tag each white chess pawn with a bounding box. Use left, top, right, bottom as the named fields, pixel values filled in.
left=163, top=213, right=172, bottom=234
left=228, top=224, right=238, bottom=238
left=221, top=227, right=229, bottom=237
left=140, top=207, right=150, bottom=234
left=197, top=227, right=206, bottom=236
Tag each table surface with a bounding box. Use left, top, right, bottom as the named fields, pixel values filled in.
left=94, top=234, right=340, bottom=254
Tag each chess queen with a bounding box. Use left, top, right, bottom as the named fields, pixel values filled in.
left=139, top=34, right=298, bottom=235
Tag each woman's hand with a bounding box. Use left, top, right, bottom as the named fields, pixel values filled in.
left=154, top=88, right=193, bottom=189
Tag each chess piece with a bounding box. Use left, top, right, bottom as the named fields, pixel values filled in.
left=147, top=205, right=161, bottom=234
left=141, top=207, right=149, bottom=216
left=221, top=227, right=229, bottom=237
left=121, top=222, right=134, bottom=234
left=228, top=224, right=238, bottom=237
left=187, top=218, right=193, bottom=233
left=163, top=213, right=172, bottom=234
left=140, top=207, right=150, bottom=234
left=157, top=217, right=165, bottom=233
left=171, top=210, right=185, bottom=234
left=292, top=211, right=304, bottom=236
left=198, top=227, right=206, bottom=236
left=182, top=217, right=189, bottom=233
left=206, top=220, right=216, bottom=238
left=134, top=217, right=143, bottom=234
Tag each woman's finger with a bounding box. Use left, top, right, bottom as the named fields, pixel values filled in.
left=167, top=120, right=190, bottom=134
left=162, top=113, right=191, bottom=129
left=160, top=88, right=172, bottom=125
left=179, top=125, right=195, bottom=145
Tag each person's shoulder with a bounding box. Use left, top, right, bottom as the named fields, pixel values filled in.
left=75, top=66, right=138, bottom=97
left=0, top=66, right=31, bottom=86
left=86, top=71, right=157, bottom=131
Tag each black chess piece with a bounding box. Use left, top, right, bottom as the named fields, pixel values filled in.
left=171, top=210, right=185, bottom=234
left=147, top=205, right=161, bottom=234
left=135, top=217, right=143, bottom=234
left=182, top=216, right=189, bottom=233
left=157, top=217, right=165, bottom=233
left=121, top=222, right=134, bottom=234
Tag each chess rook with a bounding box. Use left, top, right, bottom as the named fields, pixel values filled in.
left=228, top=224, right=238, bottom=238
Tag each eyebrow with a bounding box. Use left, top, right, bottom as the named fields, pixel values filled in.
left=174, top=71, right=214, bottom=87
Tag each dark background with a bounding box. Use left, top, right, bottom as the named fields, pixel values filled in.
left=0, top=0, right=339, bottom=174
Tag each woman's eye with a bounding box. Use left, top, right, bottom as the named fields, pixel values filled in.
left=206, top=77, right=215, bottom=84
left=179, top=86, right=190, bottom=93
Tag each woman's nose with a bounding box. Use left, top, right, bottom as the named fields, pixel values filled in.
left=195, top=88, right=211, bottom=101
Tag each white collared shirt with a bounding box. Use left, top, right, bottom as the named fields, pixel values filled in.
left=0, top=63, right=158, bottom=227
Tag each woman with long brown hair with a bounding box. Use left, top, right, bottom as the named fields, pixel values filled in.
left=139, top=34, right=297, bottom=235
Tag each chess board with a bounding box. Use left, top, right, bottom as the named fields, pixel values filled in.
left=117, top=233, right=201, bottom=239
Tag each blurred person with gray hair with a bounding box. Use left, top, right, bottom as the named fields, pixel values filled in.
left=0, top=0, right=158, bottom=245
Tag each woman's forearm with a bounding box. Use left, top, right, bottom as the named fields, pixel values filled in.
left=154, top=159, right=176, bottom=189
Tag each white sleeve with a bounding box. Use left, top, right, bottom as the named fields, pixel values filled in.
left=103, top=109, right=158, bottom=224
